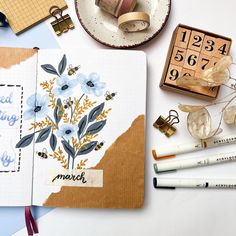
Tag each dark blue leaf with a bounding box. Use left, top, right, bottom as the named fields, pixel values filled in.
left=86, top=120, right=106, bottom=135
left=77, top=115, right=87, bottom=138
left=36, top=127, right=51, bottom=143
left=58, top=54, right=67, bottom=75
left=54, top=98, right=64, bottom=124
left=88, top=102, right=105, bottom=122
left=41, top=64, right=59, bottom=76
left=77, top=141, right=98, bottom=156
left=61, top=140, right=75, bottom=158
left=15, top=133, right=34, bottom=148
left=50, top=133, right=57, bottom=151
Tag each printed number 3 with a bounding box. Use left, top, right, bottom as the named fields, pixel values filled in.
left=205, top=40, right=215, bottom=52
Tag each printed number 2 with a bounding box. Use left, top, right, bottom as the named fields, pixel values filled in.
left=192, top=35, right=202, bottom=47
left=169, top=69, right=179, bottom=81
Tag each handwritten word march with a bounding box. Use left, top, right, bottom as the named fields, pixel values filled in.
left=0, top=92, right=19, bottom=126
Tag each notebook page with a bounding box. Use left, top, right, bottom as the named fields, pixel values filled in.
left=0, top=48, right=37, bottom=206
left=32, top=49, right=146, bottom=207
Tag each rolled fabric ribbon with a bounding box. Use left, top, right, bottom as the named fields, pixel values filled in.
left=0, top=11, right=8, bottom=27
left=25, top=206, right=39, bottom=236
left=95, top=0, right=137, bottom=17
left=116, top=0, right=137, bottom=17
left=118, top=12, right=150, bottom=32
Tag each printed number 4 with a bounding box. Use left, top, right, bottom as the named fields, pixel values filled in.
left=218, top=44, right=227, bottom=55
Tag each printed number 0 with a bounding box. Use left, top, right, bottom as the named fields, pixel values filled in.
left=169, top=69, right=179, bottom=81
left=188, top=54, right=197, bottom=66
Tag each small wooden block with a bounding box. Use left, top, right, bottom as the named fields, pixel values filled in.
left=202, top=35, right=217, bottom=56
left=188, top=30, right=205, bottom=52
left=196, top=54, right=212, bottom=74
left=170, top=47, right=187, bottom=67
left=181, top=68, right=195, bottom=78
left=214, top=38, right=231, bottom=58
left=210, top=57, right=220, bottom=67
left=165, top=64, right=182, bottom=86
left=175, top=27, right=191, bottom=48
left=183, top=49, right=200, bottom=71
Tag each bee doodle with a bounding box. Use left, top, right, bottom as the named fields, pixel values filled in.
left=105, top=91, right=116, bottom=101
left=68, top=64, right=80, bottom=76
left=37, top=148, right=48, bottom=159
left=63, top=97, right=73, bottom=109
left=95, top=141, right=105, bottom=151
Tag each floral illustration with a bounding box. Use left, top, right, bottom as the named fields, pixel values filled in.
left=77, top=73, right=106, bottom=96
left=53, top=75, right=79, bottom=97
left=15, top=55, right=115, bottom=170
left=23, top=94, right=50, bottom=120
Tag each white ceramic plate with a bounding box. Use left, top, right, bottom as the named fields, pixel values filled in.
left=75, top=0, right=171, bottom=48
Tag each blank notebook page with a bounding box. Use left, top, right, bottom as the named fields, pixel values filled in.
left=0, top=0, right=67, bottom=35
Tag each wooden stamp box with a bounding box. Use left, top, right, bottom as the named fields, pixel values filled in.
left=160, top=24, right=232, bottom=100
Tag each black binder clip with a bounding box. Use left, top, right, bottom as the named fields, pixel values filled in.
left=50, top=6, right=75, bottom=36
left=0, top=12, right=8, bottom=27
left=153, top=110, right=180, bottom=138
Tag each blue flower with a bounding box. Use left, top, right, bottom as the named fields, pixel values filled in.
left=54, top=75, right=79, bottom=97
left=57, top=124, right=78, bottom=140
left=23, top=94, right=49, bottom=120
left=77, top=73, right=106, bottom=96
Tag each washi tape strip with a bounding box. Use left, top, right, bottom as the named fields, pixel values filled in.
left=118, top=12, right=150, bottom=32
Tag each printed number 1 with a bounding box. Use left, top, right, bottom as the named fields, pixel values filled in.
left=181, top=31, right=187, bottom=42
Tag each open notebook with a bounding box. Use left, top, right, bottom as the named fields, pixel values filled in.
left=0, top=47, right=146, bottom=208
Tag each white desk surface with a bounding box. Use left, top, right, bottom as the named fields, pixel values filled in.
left=5, top=0, right=236, bottom=235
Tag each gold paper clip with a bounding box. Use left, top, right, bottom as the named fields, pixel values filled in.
left=50, top=6, right=75, bottom=36
left=153, top=110, right=180, bottom=137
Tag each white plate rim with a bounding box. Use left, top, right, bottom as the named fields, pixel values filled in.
left=75, top=0, right=171, bottom=49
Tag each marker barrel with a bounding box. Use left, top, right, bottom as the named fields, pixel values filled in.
left=153, top=134, right=236, bottom=159
left=153, top=178, right=236, bottom=189
left=154, top=152, right=236, bottom=173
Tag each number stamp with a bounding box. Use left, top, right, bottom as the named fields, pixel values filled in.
left=181, top=68, right=195, bottom=78
left=188, top=31, right=205, bottom=52
left=175, top=27, right=191, bottom=48
left=196, top=54, right=212, bottom=74
left=214, top=38, right=231, bottom=58
left=160, top=24, right=232, bottom=100
left=165, top=64, right=182, bottom=86
left=183, top=49, right=200, bottom=71
left=202, top=35, right=216, bottom=56
left=170, top=47, right=187, bottom=67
